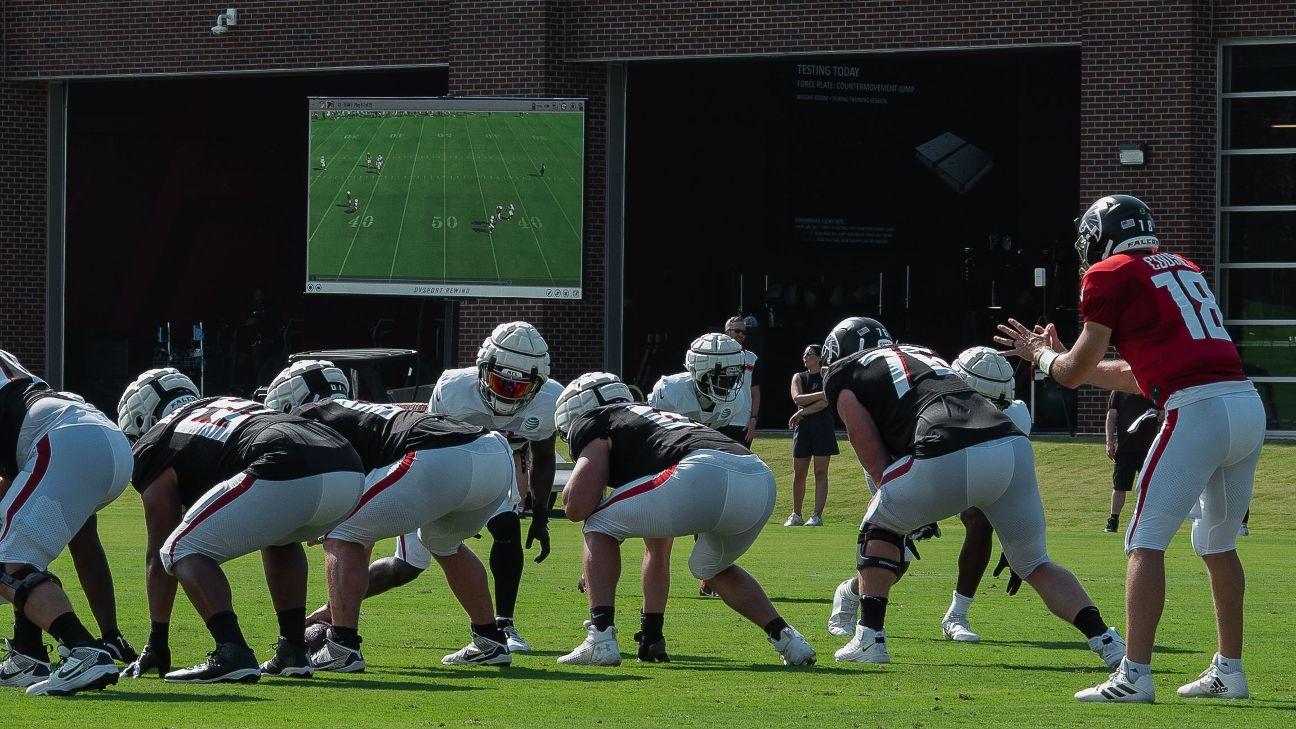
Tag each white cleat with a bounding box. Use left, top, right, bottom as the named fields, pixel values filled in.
left=557, top=621, right=621, bottom=666
left=442, top=634, right=511, bottom=666
left=769, top=626, right=816, bottom=666
left=25, top=646, right=118, bottom=696
left=502, top=625, right=531, bottom=654
left=1178, top=656, right=1249, bottom=699
left=783, top=513, right=804, bottom=527
left=804, top=515, right=823, bottom=527
left=834, top=625, right=890, bottom=664
left=1087, top=627, right=1126, bottom=669
left=0, top=640, right=51, bottom=688
left=1237, top=524, right=1249, bottom=537
left=828, top=578, right=859, bottom=637
left=1075, top=661, right=1154, bottom=703
left=309, top=635, right=366, bottom=674
left=941, top=614, right=980, bottom=643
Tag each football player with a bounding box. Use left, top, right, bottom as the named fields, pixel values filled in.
left=318, top=322, right=559, bottom=654
left=365, top=152, right=372, bottom=168
left=118, top=369, right=365, bottom=684
left=319, top=156, right=326, bottom=170
left=826, top=345, right=1033, bottom=644
left=506, top=203, right=515, bottom=220
left=554, top=373, right=816, bottom=667
left=375, top=158, right=383, bottom=173
left=0, top=350, right=133, bottom=696
left=264, top=361, right=516, bottom=670
left=996, top=195, right=1264, bottom=703
left=819, top=320, right=1126, bottom=671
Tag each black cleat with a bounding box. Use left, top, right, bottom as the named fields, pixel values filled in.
left=1104, top=517, right=1118, bottom=533
left=259, top=637, right=314, bottom=678
left=634, top=632, right=669, bottom=663
left=164, top=642, right=261, bottom=684
left=101, top=633, right=139, bottom=663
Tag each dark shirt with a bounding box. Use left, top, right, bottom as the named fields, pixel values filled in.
left=1107, top=391, right=1159, bottom=459
left=292, top=399, right=488, bottom=473
left=567, top=403, right=749, bottom=487
left=795, top=370, right=832, bottom=427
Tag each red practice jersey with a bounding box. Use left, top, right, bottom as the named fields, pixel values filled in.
left=1080, top=250, right=1246, bottom=406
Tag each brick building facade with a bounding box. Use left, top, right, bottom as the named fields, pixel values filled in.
left=2, top=1, right=1291, bottom=431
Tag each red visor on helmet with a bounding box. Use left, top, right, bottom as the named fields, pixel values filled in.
left=485, top=367, right=540, bottom=402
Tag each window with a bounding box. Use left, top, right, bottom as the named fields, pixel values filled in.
left=1221, top=40, right=1296, bottom=434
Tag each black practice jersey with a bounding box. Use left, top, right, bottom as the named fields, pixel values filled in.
left=823, top=345, right=1021, bottom=459
left=292, top=399, right=489, bottom=472
left=131, top=396, right=362, bottom=507
left=566, top=403, right=749, bottom=487
left=0, top=351, right=76, bottom=479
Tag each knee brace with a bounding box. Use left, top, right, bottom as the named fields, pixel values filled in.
left=486, top=510, right=521, bottom=544
left=0, top=567, right=61, bottom=612
left=856, top=524, right=907, bottom=578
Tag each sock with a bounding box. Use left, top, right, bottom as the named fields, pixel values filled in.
left=487, top=512, right=523, bottom=618
left=639, top=612, right=665, bottom=643
left=277, top=607, right=307, bottom=645
left=1109, top=513, right=1119, bottom=520
left=12, top=609, right=43, bottom=656
left=47, top=612, right=95, bottom=649
left=1214, top=653, right=1242, bottom=674
left=149, top=621, right=170, bottom=651
left=1072, top=605, right=1107, bottom=640
left=495, top=616, right=514, bottom=628
left=205, top=610, right=248, bottom=649
left=590, top=605, right=615, bottom=632
left=947, top=591, right=974, bottom=617
left=762, top=616, right=789, bottom=642
left=472, top=622, right=507, bottom=644
left=329, top=625, right=361, bottom=648
left=1122, top=657, right=1151, bottom=680
left=859, top=595, right=888, bottom=631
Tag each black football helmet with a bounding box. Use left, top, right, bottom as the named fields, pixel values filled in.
left=1074, top=195, right=1159, bottom=272
left=821, top=316, right=894, bottom=366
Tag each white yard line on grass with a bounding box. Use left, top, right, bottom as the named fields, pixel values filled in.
left=336, top=117, right=406, bottom=279
left=464, top=114, right=501, bottom=279
left=485, top=115, right=554, bottom=282
left=503, top=117, right=582, bottom=243
left=389, top=115, right=426, bottom=280
left=308, top=117, right=391, bottom=244
left=442, top=115, right=448, bottom=281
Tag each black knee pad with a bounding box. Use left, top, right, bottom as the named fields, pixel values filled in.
left=486, top=510, right=521, bottom=544
left=856, top=523, right=907, bottom=577
left=0, top=567, right=61, bottom=612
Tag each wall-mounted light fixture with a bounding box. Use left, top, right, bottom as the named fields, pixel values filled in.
left=211, top=8, right=238, bottom=36
left=1118, top=142, right=1146, bottom=166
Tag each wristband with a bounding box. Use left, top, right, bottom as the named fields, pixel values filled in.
left=1036, top=349, right=1060, bottom=378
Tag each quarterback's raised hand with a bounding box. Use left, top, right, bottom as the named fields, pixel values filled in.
left=124, top=643, right=171, bottom=678
left=526, top=517, right=551, bottom=563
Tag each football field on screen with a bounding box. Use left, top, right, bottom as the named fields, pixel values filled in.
left=17, top=439, right=1296, bottom=726
left=307, top=111, right=582, bottom=288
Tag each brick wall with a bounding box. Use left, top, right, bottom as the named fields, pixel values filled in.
left=0, top=81, right=49, bottom=374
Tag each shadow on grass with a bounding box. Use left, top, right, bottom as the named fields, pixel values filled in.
left=1190, top=699, right=1296, bottom=713
left=980, top=638, right=1197, bottom=655
left=767, top=596, right=832, bottom=605
left=264, top=676, right=479, bottom=692
left=389, top=665, right=651, bottom=683
left=69, top=691, right=270, bottom=703
left=915, top=660, right=1163, bottom=676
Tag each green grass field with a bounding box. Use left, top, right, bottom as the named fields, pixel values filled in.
left=307, top=111, right=583, bottom=289
left=13, top=438, right=1296, bottom=726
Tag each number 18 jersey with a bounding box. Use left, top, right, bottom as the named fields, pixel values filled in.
left=566, top=403, right=748, bottom=488
left=1080, top=251, right=1246, bottom=406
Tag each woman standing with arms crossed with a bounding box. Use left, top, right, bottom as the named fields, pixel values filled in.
left=785, top=345, right=838, bottom=526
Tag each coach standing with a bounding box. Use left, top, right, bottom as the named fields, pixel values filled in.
left=785, top=345, right=837, bottom=527
left=722, top=316, right=761, bottom=448
left=1104, top=391, right=1159, bottom=534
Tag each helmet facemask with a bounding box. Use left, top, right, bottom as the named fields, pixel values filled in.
left=479, top=358, right=543, bottom=416
left=697, top=363, right=744, bottom=403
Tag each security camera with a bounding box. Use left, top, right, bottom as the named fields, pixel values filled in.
left=211, top=8, right=237, bottom=36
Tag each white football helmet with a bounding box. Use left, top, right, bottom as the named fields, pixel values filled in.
left=264, top=360, right=350, bottom=413
left=952, top=346, right=1015, bottom=408
left=554, top=372, right=633, bottom=440
left=117, top=368, right=201, bottom=440
left=476, top=321, right=551, bottom=416
left=685, top=333, right=746, bottom=403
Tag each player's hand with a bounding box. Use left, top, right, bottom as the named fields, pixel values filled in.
left=101, top=632, right=139, bottom=663
left=745, top=418, right=757, bottom=441
left=910, top=522, right=942, bottom=542
left=993, top=553, right=1023, bottom=596
left=994, top=318, right=1050, bottom=362
left=124, top=643, right=171, bottom=678
left=526, top=518, right=551, bottom=563
left=1033, top=323, right=1066, bottom=353
left=1105, top=441, right=1117, bottom=460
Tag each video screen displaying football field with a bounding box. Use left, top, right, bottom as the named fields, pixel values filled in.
left=307, top=108, right=583, bottom=298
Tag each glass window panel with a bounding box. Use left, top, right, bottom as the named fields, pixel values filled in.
left=1249, top=381, right=1296, bottom=431
left=1224, top=154, right=1296, bottom=206
left=1227, top=324, right=1296, bottom=378
left=1225, top=97, right=1296, bottom=149
left=1226, top=43, right=1296, bottom=93
left=1221, top=211, right=1296, bottom=262
left=1224, top=268, right=1296, bottom=320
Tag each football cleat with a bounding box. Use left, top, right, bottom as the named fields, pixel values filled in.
left=502, top=625, right=531, bottom=654
left=1178, top=656, right=1249, bottom=699
left=164, top=643, right=261, bottom=684
left=557, top=621, right=621, bottom=666
left=0, top=640, right=51, bottom=688
left=1088, top=627, right=1126, bottom=669
left=1237, top=523, right=1249, bottom=537
left=770, top=626, right=816, bottom=666
left=1075, top=661, right=1154, bottom=703
left=634, top=632, right=669, bottom=663
left=1104, top=517, right=1118, bottom=534
left=259, top=637, right=314, bottom=678
left=835, top=625, right=890, bottom=664
left=828, top=578, right=859, bottom=637
left=25, top=646, right=118, bottom=696
left=310, top=630, right=365, bottom=674
left=698, top=581, right=719, bottom=598
left=100, top=633, right=139, bottom=663
left=441, top=633, right=511, bottom=667
left=783, top=513, right=804, bottom=527
left=805, top=515, right=823, bottom=527
left=941, top=614, right=980, bottom=643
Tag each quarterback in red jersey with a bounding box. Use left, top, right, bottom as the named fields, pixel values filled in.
left=996, top=195, right=1264, bottom=704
